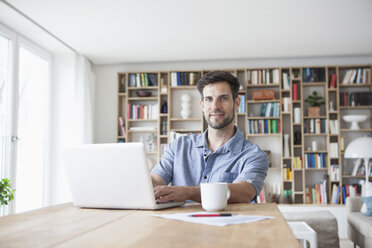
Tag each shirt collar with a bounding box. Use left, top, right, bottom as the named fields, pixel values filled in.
left=195, top=126, right=244, bottom=155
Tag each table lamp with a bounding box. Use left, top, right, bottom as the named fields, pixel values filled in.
left=344, top=137, right=372, bottom=196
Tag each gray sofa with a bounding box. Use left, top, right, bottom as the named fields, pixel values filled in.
left=282, top=211, right=339, bottom=248
left=346, top=196, right=372, bottom=248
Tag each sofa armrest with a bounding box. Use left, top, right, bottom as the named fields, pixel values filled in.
left=346, top=196, right=363, bottom=213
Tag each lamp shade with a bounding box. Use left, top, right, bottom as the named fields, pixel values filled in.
left=344, top=137, right=372, bottom=158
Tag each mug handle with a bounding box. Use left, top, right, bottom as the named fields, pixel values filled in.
left=227, top=188, right=231, bottom=200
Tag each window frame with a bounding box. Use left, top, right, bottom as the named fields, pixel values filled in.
left=0, top=22, right=52, bottom=214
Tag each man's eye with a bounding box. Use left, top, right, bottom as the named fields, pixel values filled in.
left=204, top=97, right=212, bottom=102
left=220, top=97, right=228, bottom=101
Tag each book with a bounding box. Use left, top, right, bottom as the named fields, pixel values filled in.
left=292, top=84, right=298, bottom=100
left=118, top=116, right=126, bottom=137
left=329, top=74, right=337, bottom=88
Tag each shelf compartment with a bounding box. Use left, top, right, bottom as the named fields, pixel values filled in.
left=128, top=86, right=159, bottom=90
left=340, top=129, right=372, bottom=132
left=246, top=84, right=280, bottom=88
left=127, top=119, right=158, bottom=122
left=246, top=100, right=280, bottom=103
left=339, top=83, right=372, bottom=87
left=246, top=133, right=281, bottom=137
left=127, top=130, right=158, bottom=133
left=340, top=106, right=372, bottom=109
left=170, top=86, right=196, bottom=90
left=342, top=175, right=372, bottom=178
left=170, top=129, right=201, bottom=133
left=302, top=82, right=327, bottom=86
left=127, top=97, right=158, bottom=101
left=247, top=117, right=280, bottom=120
left=303, top=116, right=327, bottom=119
left=170, top=118, right=201, bottom=122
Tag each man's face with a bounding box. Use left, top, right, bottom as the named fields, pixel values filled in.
left=200, top=82, right=240, bottom=130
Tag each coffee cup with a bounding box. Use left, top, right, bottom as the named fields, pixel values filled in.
left=200, top=182, right=230, bottom=212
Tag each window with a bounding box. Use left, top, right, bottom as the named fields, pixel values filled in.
left=15, top=44, right=50, bottom=213
left=0, top=24, right=51, bottom=214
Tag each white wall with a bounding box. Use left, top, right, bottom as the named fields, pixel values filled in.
left=93, top=55, right=372, bottom=143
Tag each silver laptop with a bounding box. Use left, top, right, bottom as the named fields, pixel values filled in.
left=63, top=142, right=184, bottom=210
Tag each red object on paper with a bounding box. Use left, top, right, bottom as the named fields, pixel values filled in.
left=292, top=84, right=298, bottom=100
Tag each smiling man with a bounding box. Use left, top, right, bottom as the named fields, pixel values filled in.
left=151, top=71, right=269, bottom=203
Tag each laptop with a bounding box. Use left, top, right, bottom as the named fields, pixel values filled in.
left=63, top=142, right=184, bottom=210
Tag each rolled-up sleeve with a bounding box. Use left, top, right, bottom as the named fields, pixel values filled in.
left=234, top=149, right=269, bottom=195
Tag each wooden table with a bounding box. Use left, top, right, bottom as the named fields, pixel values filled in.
left=0, top=203, right=301, bottom=248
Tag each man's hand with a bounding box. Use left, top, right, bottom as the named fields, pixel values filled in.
left=154, top=185, right=201, bottom=203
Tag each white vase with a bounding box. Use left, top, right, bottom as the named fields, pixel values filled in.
left=284, top=134, right=290, bottom=157
left=181, top=94, right=191, bottom=119
left=294, top=108, right=301, bottom=124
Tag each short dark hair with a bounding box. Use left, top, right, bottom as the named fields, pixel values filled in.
left=197, top=71, right=240, bottom=100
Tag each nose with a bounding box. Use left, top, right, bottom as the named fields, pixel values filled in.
left=211, top=99, right=221, bottom=110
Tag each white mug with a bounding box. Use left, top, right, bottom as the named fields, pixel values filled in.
left=200, top=183, right=230, bottom=212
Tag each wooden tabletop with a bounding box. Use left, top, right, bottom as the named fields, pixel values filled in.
left=0, top=203, right=300, bottom=248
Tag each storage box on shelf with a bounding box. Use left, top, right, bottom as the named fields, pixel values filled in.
left=116, top=65, right=372, bottom=204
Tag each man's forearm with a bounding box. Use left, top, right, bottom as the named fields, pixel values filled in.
left=228, top=182, right=256, bottom=203
left=186, top=186, right=201, bottom=203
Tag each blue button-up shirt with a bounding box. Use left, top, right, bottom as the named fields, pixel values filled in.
left=151, top=127, right=269, bottom=196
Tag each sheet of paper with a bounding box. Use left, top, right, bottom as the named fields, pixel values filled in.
left=153, top=212, right=274, bottom=226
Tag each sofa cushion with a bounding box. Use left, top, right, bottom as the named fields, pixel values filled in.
left=348, top=212, right=372, bottom=237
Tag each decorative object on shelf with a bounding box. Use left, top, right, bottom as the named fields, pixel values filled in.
left=146, top=133, right=157, bottom=152
left=294, top=107, right=301, bottom=124
left=136, top=91, right=152, bottom=97
left=294, top=131, right=301, bottom=145
left=312, top=141, right=317, bottom=152
left=343, top=115, right=367, bottom=130
left=252, top=89, right=275, bottom=100
left=284, top=134, right=290, bottom=157
left=161, top=100, right=168, bottom=113
left=345, top=137, right=372, bottom=197
left=305, top=91, right=325, bottom=117
left=180, top=94, right=191, bottom=119
left=329, top=101, right=334, bottom=112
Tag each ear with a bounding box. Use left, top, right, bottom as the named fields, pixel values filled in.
left=234, top=95, right=241, bottom=112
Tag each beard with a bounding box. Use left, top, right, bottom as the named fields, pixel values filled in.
left=205, top=110, right=234, bottom=129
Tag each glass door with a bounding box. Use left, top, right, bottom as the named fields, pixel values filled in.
left=14, top=43, right=50, bottom=213
left=0, top=32, right=13, bottom=216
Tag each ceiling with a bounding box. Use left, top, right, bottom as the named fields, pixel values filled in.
left=4, top=0, right=372, bottom=65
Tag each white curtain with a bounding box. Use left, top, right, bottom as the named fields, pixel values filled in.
left=74, top=55, right=95, bottom=144
left=49, top=53, right=95, bottom=205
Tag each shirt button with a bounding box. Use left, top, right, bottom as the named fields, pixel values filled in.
left=204, top=176, right=207, bottom=179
